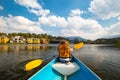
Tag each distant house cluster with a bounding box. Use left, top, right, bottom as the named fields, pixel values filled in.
left=0, top=35, right=47, bottom=44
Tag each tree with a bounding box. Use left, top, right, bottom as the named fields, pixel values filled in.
left=73, top=38, right=79, bottom=44
left=0, top=32, right=7, bottom=36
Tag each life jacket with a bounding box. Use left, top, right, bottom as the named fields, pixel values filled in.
left=58, top=44, right=71, bottom=58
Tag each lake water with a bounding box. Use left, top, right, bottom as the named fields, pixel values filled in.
left=0, top=44, right=120, bottom=80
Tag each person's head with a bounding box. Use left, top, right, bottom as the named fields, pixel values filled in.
left=58, top=40, right=71, bottom=51
left=59, top=40, right=69, bottom=45
left=58, top=40, right=72, bottom=58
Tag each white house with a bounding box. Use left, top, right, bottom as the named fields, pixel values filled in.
left=10, top=36, right=26, bottom=43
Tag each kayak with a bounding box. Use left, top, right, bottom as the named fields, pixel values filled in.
left=28, top=55, right=101, bottom=80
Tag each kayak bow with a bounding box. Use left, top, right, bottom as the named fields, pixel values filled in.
left=28, top=55, right=101, bottom=80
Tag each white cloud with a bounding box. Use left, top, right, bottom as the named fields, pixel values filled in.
left=29, top=9, right=50, bottom=16
left=0, top=16, right=7, bottom=32
left=0, top=15, right=44, bottom=33
left=0, top=5, right=3, bottom=10
left=38, top=9, right=106, bottom=40
left=14, top=0, right=41, bottom=9
left=89, top=0, right=120, bottom=20
left=105, top=21, right=120, bottom=36
left=39, top=15, right=68, bottom=27
left=14, top=0, right=50, bottom=16
left=70, top=9, right=84, bottom=16
left=62, top=16, right=106, bottom=40
left=118, top=16, right=120, bottom=21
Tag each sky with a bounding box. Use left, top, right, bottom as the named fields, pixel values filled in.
left=0, top=0, right=120, bottom=40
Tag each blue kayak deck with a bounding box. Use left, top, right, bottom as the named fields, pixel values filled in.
left=28, top=56, right=101, bottom=80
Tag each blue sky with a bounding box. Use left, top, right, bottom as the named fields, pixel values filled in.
left=0, top=0, right=120, bottom=40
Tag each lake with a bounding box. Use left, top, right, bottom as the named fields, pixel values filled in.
left=0, top=44, right=120, bottom=80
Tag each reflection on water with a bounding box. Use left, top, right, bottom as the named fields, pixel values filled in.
left=0, top=45, right=9, bottom=52
left=0, top=44, right=56, bottom=80
left=0, top=44, right=51, bottom=54
left=0, top=44, right=120, bottom=80
left=26, top=45, right=40, bottom=51
left=74, top=44, right=120, bottom=80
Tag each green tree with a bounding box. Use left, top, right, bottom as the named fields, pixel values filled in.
left=73, top=38, right=79, bottom=44
left=0, top=32, right=7, bottom=36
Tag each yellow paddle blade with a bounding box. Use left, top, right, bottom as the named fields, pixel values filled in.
left=74, top=42, right=84, bottom=50
left=25, top=59, right=42, bottom=71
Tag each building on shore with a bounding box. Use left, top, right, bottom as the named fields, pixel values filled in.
left=27, top=38, right=40, bottom=44
left=10, top=36, right=26, bottom=43
left=0, top=36, right=9, bottom=43
left=40, top=38, right=48, bottom=44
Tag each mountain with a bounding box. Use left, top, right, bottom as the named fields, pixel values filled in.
left=103, top=34, right=120, bottom=39
left=65, top=36, right=87, bottom=41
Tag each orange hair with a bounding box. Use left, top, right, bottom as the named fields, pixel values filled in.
left=57, top=40, right=72, bottom=58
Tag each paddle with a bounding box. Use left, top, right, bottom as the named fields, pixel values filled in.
left=25, top=42, right=84, bottom=71
left=25, top=59, right=42, bottom=71
left=25, top=56, right=54, bottom=71
left=73, top=42, right=84, bottom=50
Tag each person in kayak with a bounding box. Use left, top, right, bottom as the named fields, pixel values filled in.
left=57, top=40, right=72, bottom=63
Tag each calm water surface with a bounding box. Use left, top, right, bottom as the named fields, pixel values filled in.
left=0, top=44, right=120, bottom=80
